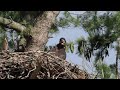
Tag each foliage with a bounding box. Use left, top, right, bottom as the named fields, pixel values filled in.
left=57, top=11, right=81, bottom=28
left=0, top=11, right=43, bottom=26
left=71, top=11, right=120, bottom=62
left=56, top=11, right=120, bottom=62
left=109, top=64, right=116, bottom=74
left=0, top=11, right=120, bottom=79
left=94, top=60, right=116, bottom=79
left=56, top=11, right=120, bottom=78
left=49, top=24, right=59, bottom=34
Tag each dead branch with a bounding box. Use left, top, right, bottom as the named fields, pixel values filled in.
left=0, top=50, right=91, bottom=79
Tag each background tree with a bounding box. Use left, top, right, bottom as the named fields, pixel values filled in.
left=55, top=11, right=120, bottom=79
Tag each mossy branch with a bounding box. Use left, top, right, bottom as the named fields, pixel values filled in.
left=0, top=16, right=30, bottom=35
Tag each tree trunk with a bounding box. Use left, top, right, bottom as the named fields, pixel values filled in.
left=116, top=53, right=118, bottom=79
left=26, top=11, right=60, bottom=51
left=116, top=38, right=120, bottom=79
left=0, top=11, right=60, bottom=51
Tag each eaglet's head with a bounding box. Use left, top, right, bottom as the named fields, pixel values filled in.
left=59, top=37, right=66, bottom=45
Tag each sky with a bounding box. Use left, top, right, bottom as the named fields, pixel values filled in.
left=46, top=11, right=117, bottom=74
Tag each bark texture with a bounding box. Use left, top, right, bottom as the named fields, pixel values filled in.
left=26, top=11, right=60, bottom=51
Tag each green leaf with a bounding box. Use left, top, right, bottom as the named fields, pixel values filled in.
left=21, top=20, right=27, bottom=25
left=110, top=73, right=116, bottom=79
left=9, top=40, right=14, bottom=48
left=64, top=11, right=70, bottom=18
left=19, top=37, right=26, bottom=46
left=65, top=44, right=69, bottom=53
left=69, top=42, right=74, bottom=53
left=58, top=18, right=69, bottom=27
left=49, top=24, right=59, bottom=34
left=72, top=16, right=81, bottom=27
left=79, top=47, right=84, bottom=55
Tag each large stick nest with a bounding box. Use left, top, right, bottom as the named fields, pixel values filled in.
left=0, top=50, right=91, bottom=79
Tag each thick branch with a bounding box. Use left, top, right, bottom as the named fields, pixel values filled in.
left=26, top=11, right=60, bottom=51
left=0, top=16, right=26, bottom=32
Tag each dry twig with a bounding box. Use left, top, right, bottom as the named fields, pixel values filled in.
left=0, top=50, right=90, bottom=79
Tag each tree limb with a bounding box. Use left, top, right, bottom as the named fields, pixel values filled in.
left=0, top=16, right=27, bottom=33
